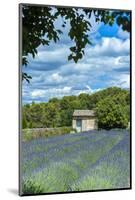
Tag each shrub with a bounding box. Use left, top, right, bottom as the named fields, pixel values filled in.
left=22, top=127, right=74, bottom=141
left=22, top=179, right=44, bottom=194
left=22, top=129, right=33, bottom=141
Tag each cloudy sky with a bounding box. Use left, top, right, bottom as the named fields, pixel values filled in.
left=22, top=9, right=130, bottom=104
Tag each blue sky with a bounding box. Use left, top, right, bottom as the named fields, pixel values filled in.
left=22, top=9, right=130, bottom=104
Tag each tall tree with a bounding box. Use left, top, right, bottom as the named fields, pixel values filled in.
left=20, top=4, right=131, bottom=82
left=95, top=95, right=129, bottom=129
left=22, top=87, right=130, bottom=129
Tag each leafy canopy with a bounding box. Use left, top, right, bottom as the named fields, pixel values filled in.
left=22, top=87, right=130, bottom=129
left=95, top=95, right=129, bottom=129
left=21, top=5, right=130, bottom=82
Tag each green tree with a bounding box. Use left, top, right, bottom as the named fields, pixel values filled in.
left=20, top=4, right=130, bottom=82
left=22, top=87, right=130, bottom=129
left=29, top=103, right=43, bottom=127
left=41, top=102, right=61, bottom=127
left=59, top=97, right=72, bottom=126
left=22, top=115, right=27, bottom=129
left=78, top=93, right=90, bottom=109
left=29, top=121, right=33, bottom=128
left=95, top=96, right=129, bottom=129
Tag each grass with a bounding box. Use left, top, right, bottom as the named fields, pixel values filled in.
left=20, top=129, right=130, bottom=195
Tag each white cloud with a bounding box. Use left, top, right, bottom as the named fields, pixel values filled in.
left=29, top=44, right=70, bottom=64
left=89, top=11, right=102, bottom=34
left=109, top=74, right=130, bottom=89
left=118, top=56, right=130, bottom=64
left=23, top=35, right=130, bottom=103
left=91, top=37, right=130, bottom=57
left=51, top=73, right=63, bottom=82
left=31, top=90, right=45, bottom=97
left=117, top=27, right=130, bottom=40
left=30, top=87, right=72, bottom=100
left=85, top=85, right=93, bottom=92
left=62, top=86, right=71, bottom=93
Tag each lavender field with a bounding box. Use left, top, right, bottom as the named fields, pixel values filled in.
left=21, top=130, right=130, bottom=194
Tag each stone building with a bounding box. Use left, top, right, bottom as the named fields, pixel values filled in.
left=72, top=110, right=97, bottom=132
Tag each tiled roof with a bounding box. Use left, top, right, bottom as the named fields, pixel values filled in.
left=73, top=110, right=95, bottom=117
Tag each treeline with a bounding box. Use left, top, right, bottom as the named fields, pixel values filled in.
left=22, top=87, right=130, bottom=130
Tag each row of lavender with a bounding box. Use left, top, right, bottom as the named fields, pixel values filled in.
left=21, top=129, right=130, bottom=194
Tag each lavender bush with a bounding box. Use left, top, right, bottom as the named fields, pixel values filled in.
left=21, top=129, right=130, bottom=194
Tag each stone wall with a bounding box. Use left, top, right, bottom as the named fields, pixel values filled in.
left=72, top=116, right=97, bottom=132
left=82, top=118, right=97, bottom=131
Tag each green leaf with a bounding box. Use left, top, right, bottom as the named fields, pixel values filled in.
left=68, top=54, right=73, bottom=61
left=57, top=29, right=63, bottom=34
left=78, top=53, right=82, bottom=59
left=70, top=46, right=76, bottom=52
left=73, top=56, right=78, bottom=63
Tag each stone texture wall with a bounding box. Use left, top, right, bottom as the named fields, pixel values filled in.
left=72, top=116, right=97, bottom=132
left=82, top=118, right=97, bottom=131
left=72, top=119, right=76, bottom=130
